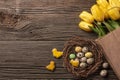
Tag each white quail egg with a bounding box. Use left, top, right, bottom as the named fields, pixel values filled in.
left=80, top=57, right=87, bottom=62
left=100, top=70, right=108, bottom=77
left=82, top=47, right=88, bottom=53
left=80, top=62, right=87, bottom=68
left=102, top=62, right=109, bottom=69
left=87, top=58, right=94, bottom=65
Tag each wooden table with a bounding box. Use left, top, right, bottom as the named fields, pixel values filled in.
left=0, top=0, right=118, bottom=79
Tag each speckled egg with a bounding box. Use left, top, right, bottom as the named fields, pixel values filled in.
left=102, top=62, right=109, bottom=69
left=80, top=57, right=87, bottom=62
left=80, top=62, right=87, bottom=68
left=85, top=52, right=93, bottom=58
left=77, top=52, right=84, bottom=58
left=87, top=58, right=94, bottom=65
left=82, top=47, right=88, bottom=53
left=100, top=70, right=108, bottom=77
left=75, top=46, right=82, bottom=52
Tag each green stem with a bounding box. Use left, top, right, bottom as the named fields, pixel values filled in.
left=107, top=19, right=120, bottom=29
left=103, top=21, right=114, bottom=32
left=89, top=26, right=101, bottom=37
left=97, top=25, right=106, bottom=36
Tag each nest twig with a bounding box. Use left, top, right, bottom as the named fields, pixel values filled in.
left=63, top=36, right=104, bottom=78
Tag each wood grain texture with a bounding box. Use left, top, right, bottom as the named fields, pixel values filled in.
left=0, top=41, right=118, bottom=79
left=0, top=0, right=118, bottom=79
left=0, top=0, right=96, bottom=41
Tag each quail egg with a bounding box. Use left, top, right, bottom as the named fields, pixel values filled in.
left=100, top=70, right=108, bottom=77
left=80, top=62, right=87, bottom=68
left=85, top=52, right=93, bottom=58
left=75, top=46, right=82, bottom=52
left=77, top=52, right=84, bottom=58
left=82, top=47, right=88, bottom=53
left=87, top=58, right=94, bottom=65
left=69, top=53, right=76, bottom=59
left=102, top=62, right=109, bottom=69
left=80, top=57, right=87, bottom=62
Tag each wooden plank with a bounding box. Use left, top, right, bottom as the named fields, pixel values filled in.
left=0, top=14, right=96, bottom=41
left=0, top=41, right=118, bottom=79
left=19, top=0, right=95, bottom=14
left=0, top=41, right=71, bottom=79
left=0, top=0, right=96, bottom=41
left=0, top=0, right=16, bottom=9
left=0, top=0, right=95, bottom=14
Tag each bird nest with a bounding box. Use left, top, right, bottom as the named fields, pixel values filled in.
left=63, top=36, right=104, bottom=78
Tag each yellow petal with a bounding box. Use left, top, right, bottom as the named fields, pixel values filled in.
left=79, top=11, right=94, bottom=23
left=99, top=6, right=109, bottom=19
left=109, top=0, right=120, bottom=7
left=97, top=0, right=109, bottom=19
left=97, top=0, right=109, bottom=8
left=107, top=5, right=120, bottom=20
left=91, top=4, right=104, bottom=21
left=79, top=21, right=93, bottom=32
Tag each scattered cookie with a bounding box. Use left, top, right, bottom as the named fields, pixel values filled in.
left=52, top=48, right=63, bottom=58
left=46, top=61, right=55, bottom=71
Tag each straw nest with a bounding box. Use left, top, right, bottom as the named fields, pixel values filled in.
left=63, top=36, right=104, bottom=78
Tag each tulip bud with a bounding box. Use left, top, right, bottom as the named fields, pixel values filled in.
left=99, top=6, right=109, bottom=19
left=97, top=0, right=109, bottom=8
left=79, top=11, right=94, bottom=23
left=109, top=0, right=120, bottom=7
left=107, top=5, right=120, bottom=20
left=79, top=21, right=93, bottom=32
left=91, top=4, right=104, bottom=22
left=97, top=0, right=109, bottom=19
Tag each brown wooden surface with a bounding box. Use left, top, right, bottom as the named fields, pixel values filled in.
left=0, top=0, right=118, bottom=80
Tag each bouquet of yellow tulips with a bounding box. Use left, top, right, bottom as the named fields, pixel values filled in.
left=79, top=0, right=120, bottom=37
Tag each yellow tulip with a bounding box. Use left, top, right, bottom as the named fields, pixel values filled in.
left=109, top=0, right=120, bottom=7
left=97, top=0, right=109, bottom=19
left=107, top=5, right=120, bottom=20
left=79, top=11, right=94, bottom=23
left=91, top=4, right=104, bottom=21
left=99, top=6, right=109, bottom=19
left=79, top=21, right=93, bottom=32
left=97, top=0, right=109, bottom=8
